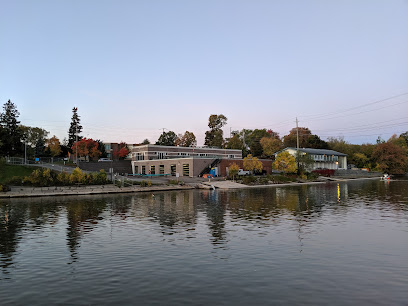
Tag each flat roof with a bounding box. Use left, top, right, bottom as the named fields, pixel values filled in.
left=131, top=144, right=242, bottom=152
left=279, top=147, right=347, bottom=156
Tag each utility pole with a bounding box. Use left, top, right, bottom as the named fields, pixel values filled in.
left=160, top=128, right=167, bottom=134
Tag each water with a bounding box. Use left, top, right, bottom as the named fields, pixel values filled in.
left=1, top=179, right=407, bottom=305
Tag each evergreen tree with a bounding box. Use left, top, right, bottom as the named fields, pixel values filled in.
left=0, top=100, right=22, bottom=156
left=68, top=107, right=83, bottom=149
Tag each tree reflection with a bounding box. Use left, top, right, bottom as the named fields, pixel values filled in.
left=65, top=198, right=108, bottom=262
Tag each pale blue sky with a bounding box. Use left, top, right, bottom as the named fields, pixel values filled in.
left=1, top=0, right=407, bottom=145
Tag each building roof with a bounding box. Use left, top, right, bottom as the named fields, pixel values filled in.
left=279, top=147, right=347, bottom=156
left=131, top=144, right=242, bottom=153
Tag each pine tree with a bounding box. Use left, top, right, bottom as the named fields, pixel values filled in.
left=0, top=100, right=22, bottom=156
left=68, top=107, right=83, bottom=149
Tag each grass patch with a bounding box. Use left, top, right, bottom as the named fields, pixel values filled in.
left=0, top=163, right=34, bottom=184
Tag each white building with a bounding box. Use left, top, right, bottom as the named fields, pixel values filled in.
left=275, top=147, right=347, bottom=170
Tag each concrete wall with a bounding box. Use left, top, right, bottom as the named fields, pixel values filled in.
left=79, top=160, right=132, bottom=174
left=334, top=169, right=381, bottom=177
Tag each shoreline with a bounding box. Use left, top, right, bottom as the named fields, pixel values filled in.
left=0, top=176, right=382, bottom=198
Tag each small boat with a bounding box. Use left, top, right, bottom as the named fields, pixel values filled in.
left=381, top=174, right=391, bottom=180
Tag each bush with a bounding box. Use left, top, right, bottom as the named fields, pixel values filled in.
left=242, top=176, right=257, bottom=185
left=147, top=180, right=152, bottom=187
left=69, top=167, right=85, bottom=184
left=258, top=177, right=270, bottom=185
left=168, top=179, right=179, bottom=185
left=7, top=176, right=25, bottom=186
left=0, top=184, right=11, bottom=192
left=24, top=168, right=54, bottom=187
left=140, top=180, right=147, bottom=187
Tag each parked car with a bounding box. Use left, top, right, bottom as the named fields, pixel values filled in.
left=238, top=169, right=250, bottom=176
left=98, top=158, right=113, bottom=162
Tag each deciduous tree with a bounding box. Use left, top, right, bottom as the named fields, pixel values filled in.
left=113, top=142, right=130, bottom=160
left=175, top=131, right=197, bottom=147
left=156, top=131, right=177, bottom=146
left=273, top=151, right=296, bottom=173
left=228, top=162, right=240, bottom=181
left=260, top=137, right=282, bottom=157
left=372, top=142, right=408, bottom=174
left=204, top=114, right=227, bottom=148
left=72, top=138, right=101, bottom=161
left=243, top=154, right=263, bottom=174
left=47, top=135, right=62, bottom=157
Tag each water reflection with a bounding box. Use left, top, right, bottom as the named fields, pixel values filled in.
left=0, top=179, right=407, bottom=274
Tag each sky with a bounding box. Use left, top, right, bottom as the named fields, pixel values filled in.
left=1, top=0, right=407, bottom=146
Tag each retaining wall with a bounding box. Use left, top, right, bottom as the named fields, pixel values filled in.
left=78, top=160, right=132, bottom=174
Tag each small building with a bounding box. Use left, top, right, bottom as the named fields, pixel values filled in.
left=130, top=144, right=279, bottom=177
left=275, top=147, right=347, bottom=170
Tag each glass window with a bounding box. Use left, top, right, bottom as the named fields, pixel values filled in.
left=170, top=165, right=176, bottom=176
left=183, top=164, right=190, bottom=176
left=159, top=165, right=164, bottom=174
left=142, top=166, right=146, bottom=175
left=151, top=165, right=155, bottom=175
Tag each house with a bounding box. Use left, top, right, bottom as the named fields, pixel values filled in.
left=275, top=147, right=347, bottom=170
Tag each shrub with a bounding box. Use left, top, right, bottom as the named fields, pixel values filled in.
left=147, top=180, right=152, bottom=187
left=168, top=179, right=179, bottom=185
left=7, top=176, right=25, bottom=186
left=24, top=168, right=54, bottom=187
left=57, top=172, right=70, bottom=185
left=69, top=167, right=85, bottom=184
left=242, top=175, right=257, bottom=185
left=140, top=180, right=147, bottom=187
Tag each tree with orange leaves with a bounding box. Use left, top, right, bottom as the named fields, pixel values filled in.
left=72, top=138, right=101, bottom=161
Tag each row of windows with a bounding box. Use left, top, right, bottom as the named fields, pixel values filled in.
left=134, top=164, right=190, bottom=176
left=133, top=151, right=240, bottom=159
left=312, top=154, right=339, bottom=162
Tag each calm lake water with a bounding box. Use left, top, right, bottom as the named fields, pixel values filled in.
left=1, top=179, right=407, bottom=305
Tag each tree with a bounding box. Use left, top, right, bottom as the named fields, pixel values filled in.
left=113, top=142, right=129, bottom=160
left=204, top=114, right=227, bottom=148
left=68, top=107, right=83, bottom=149
left=353, top=153, right=369, bottom=168
left=95, top=140, right=108, bottom=158
left=0, top=100, right=22, bottom=156
left=296, top=152, right=314, bottom=173
left=283, top=127, right=328, bottom=149
left=372, top=142, right=408, bottom=174
left=47, top=136, right=62, bottom=157
left=19, top=125, right=49, bottom=158
left=228, top=162, right=240, bottom=181
left=243, top=154, right=263, bottom=174
left=142, top=139, right=150, bottom=145
left=156, top=131, right=177, bottom=146
left=226, top=132, right=243, bottom=150
left=35, top=138, right=46, bottom=157
left=273, top=151, right=296, bottom=173
left=260, top=137, right=282, bottom=157
left=175, top=131, right=197, bottom=147
left=72, top=138, right=101, bottom=161
left=246, top=129, right=269, bottom=157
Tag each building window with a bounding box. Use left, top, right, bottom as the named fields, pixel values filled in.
left=158, top=152, right=165, bottom=159
left=142, top=166, right=146, bottom=175
left=135, top=166, right=138, bottom=174
left=170, top=165, right=176, bottom=176
left=183, top=164, right=190, bottom=176
left=159, top=165, right=164, bottom=174
left=151, top=165, right=155, bottom=175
